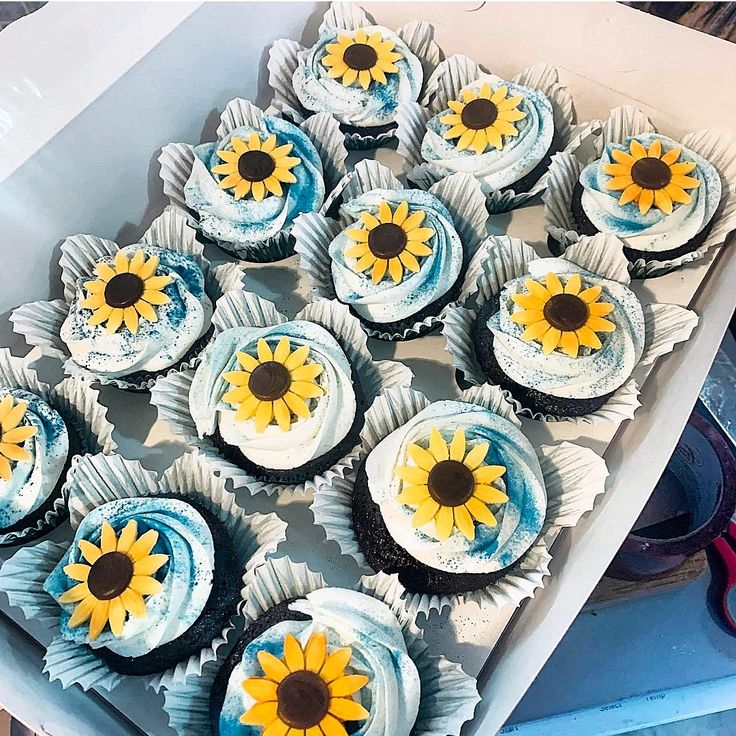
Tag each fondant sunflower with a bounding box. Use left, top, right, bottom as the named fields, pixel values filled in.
left=345, top=201, right=435, bottom=285
left=222, top=337, right=324, bottom=433
left=510, top=272, right=615, bottom=357
left=81, top=250, right=173, bottom=335
left=603, top=138, right=700, bottom=215
left=395, top=428, right=508, bottom=542
left=441, top=83, right=527, bottom=154
left=0, top=395, right=37, bottom=481
left=322, top=29, right=402, bottom=89
left=212, top=133, right=301, bottom=202
left=241, top=631, right=370, bottom=735
left=60, top=520, right=168, bottom=640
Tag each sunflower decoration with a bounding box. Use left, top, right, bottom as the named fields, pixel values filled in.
left=212, top=133, right=301, bottom=202
left=395, top=428, right=508, bottom=542
left=241, top=631, right=370, bottom=736
left=59, top=520, right=168, bottom=641
left=602, top=138, right=700, bottom=215
left=222, top=337, right=325, bottom=433
left=441, top=82, right=527, bottom=154
left=345, top=201, right=435, bottom=285
left=0, top=395, right=37, bottom=481
left=81, top=250, right=173, bottom=335
left=321, top=28, right=403, bottom=89
left=510, top=272, right=615, bottom=357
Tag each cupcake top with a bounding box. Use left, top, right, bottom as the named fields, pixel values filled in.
left=218, top=587, right=421, bottom=736
left=60, top=245, right=212, bottom=378
left=579, top=133, right=721, bottom=253
left=422, top=75, right=555, bottom=191
left=0, top=389, right=68, bottom=530
left=366, top=400, right=546, bottom=574
left=487, top=257, right=645, bottom=399
left=185, top=117, right=326, bottom=247
left=44, top=497, right=212, bottom=657
left=190, top=322, right=357, bottom=471
left=293, top=25, right=423, bottom=129
left=328, top=188, right=464, bottom=324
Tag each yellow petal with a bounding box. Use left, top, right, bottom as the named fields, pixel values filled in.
left=378, top=201, right=392, bottom=223
left=128, top=575, right=164, bottom=596
left=240, top=700, right=278, bottom=726
left=234, top=395, right=260, bottom=422
left=630, top=139, right=648, bottom=160
left=465, top=497, right=497, bottom=526
left=88, top=599, right=110, bottom=641
left=237, top=351, right=260, bottom=372
left=524, top=278, right=551, bottom=301
left=453, top=504, right=476, bottom=540
left=407, top=443, right=436, bottom=471
left=648, top=139, right=662, bottom=158
left=319, top=646, right=352, bottom=683
left=68, top=596, right=96, bottom=628
left=578, top=285, right=602, bottom=303
left=358, top=69, right=371, bottom=89
left=284, top=632, right=305, bottom=672
left=510, top=309, right=544, bottom=326
left=545, top=272, right=563, bottom=295
left=78, top=540, right=102, bottom=565
left=449, top=428, right=465, bottom=461
left=135, top=300, right=158, bottom=323
left=587, top=316, right=616, bottom=332
left=283, top=391, right=310, bottom=419
left=354, top=253, right=377, bottom=272
left=123, top=306, right=139, bottom=334
left=142, top=289, right=170, bottom=305
left=291, top=381, right=323, bottom=399
left=242, top=677, right=278, bottom=702
left=318, top=714, right=348, bottom=736
left=611, top=148, right=635, bottom=165
left=328, top=698, right=370, bottom=721
left=0, top=443, right=30, bottom=461
left=388, top=257, right=403, bottom=284
left=254, top=401, right=273, bottom=433
left=290, top=363, right=323, bottom=382
left=329, top=674, right=369, bottom=697
left=371, top=258, right=387, bottom=284
left=564, top=273, right=582, bottom=295
left=396, top=485, right=431, bottom=505
left=670, top=174, right=700, bottom=190
left=473, top=484, right=509, bottom=504
left=654, top=188, right=673, bottom=214
left=1, top=401, right=27, bottom=431
left=96, top=262, right=117, bottom=282
left=394, top=466, right=429, bottom=485
left=108, top=597, right=126, bottom=637
left=576, top=325, right=602, bottom=349
left=222, top=369, right=250, bottom=386
left=664, top=183, right=692, bottom=205
left=264, top=176, right=283, bottom=197
left=472, top=465, right=506, bottom=484
left=434, top=505, right=455, bottom=541
left=305, top=631, right=327, bottom=672
left=272, top=336, right=291, bottom=363
left=273, top=398, right=291, bottom=431
left=360, top=211, right=379, bottom=229
left=346, top=227, right=369, bottom=243
left=258, top=650, right=290, bottom=683
left=100, top=521, right=117, bottom=553
left=116, top=520, right=138, bottom=554
left=588, top=301, right=614, bottom=317
left=512, top=293, right=545, bottom=311
left=661, top=147, right=682, bottom=165
left=605, top=176, right=634, bottom=192
left=521, top=321, right=550, bottom=342
left=638, top=188, right=654, bottom=215
left=113, top=250, right=129, bottom=273
left=257, top=338, right=273, bottom=363
left=59, top=582, right=90, bottom=604
left=541, top=327, right=562, bottom=354
left=558, top=330, right=579, bottom=358
left=120, top=588, right=147, bottom=617
left=463, top=441, right=489, bottom=470
left=128, top=528, right=159, bottom=560
left=405, top=241, right=432, bottom=257
left=399, top=251, right=420, bottom=272
left=252, top=181, right=266, bottom=202
left=133, top=554, right=168, bottom=576
left=0, top=456, right=10, bottom=481
left=412, top=497, right=440, bottom=527
left=143, top=275, right=172, bottom=291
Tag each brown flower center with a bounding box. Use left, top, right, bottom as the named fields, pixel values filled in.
left=104, top=273, right=145, bottom=309
left=367, top=223, right=407, bottom=259
left=248, top=361, right=291, bottom=401
left=630, top=157, right=671, bottom=190
left=543, top=293, right=589, bottom=332
left=238, top=150, right=276, bottom=182
left=276, top=670, right=331, bottom=729
left=427, top=460, right=475, bottom=507
left=343, top=43, right=378, bottom=71
left=461, top=98, right=498, bottom=131
left=87, top=551, right=134, bottom=601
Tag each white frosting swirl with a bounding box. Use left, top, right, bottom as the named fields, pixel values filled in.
left=293, top=25, right=423, bottom=128
left=579, top=133, right=721, bottom=253
left=487, top=257, right=645, bottom=399
left=367, top=401, right=546, bottom=574
left=60, top=244, right=212, bottom=378
left=189, top=322, right=357, bottom=470
left=0, top=389, right=68, bottom=530
left=421, top=74, right=555, bottom=193
left=329, top=188, right=464, bottom=324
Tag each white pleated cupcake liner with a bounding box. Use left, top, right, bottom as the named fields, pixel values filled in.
left=0, top=349, right=117, bottom=547
left=543, top=104, right=736, bottom=277
left=441, top=232, right=698, bottom=424
left=158, top=97, right=348, bottom=262
left=293, top=159, right=488, bottom=341
left=150, top=291, right=413, bottom=496
left=162, top=555, right=480, bottom=736
left=0, top=451, right=288, bottom=693
left=312, top=383, right=608, bottom=614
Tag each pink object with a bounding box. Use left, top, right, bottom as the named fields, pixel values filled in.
left=711, top=520, right=736, bottom=634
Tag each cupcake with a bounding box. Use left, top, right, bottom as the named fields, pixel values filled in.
left=293, top=159, right=488, bottom=340
left=268, top=2, right=441, bottom=149
left=10, top=208, right=243, bottom=392
left=544, top=105, right=736, bottom=277
left=0, top=451, right=287, bottom=691
left=312, top=384, right=608, bottom=611
left=160, top=98, right=347, bottom=262
left=150, top=290, right=412, bottom=495
left=0, top=348, right=115, bottom=546
left=443, top=233, right=699, bottom=422
left=162, top=556, right=480, bottom=736
left=395, top=54, right=591, bottom=212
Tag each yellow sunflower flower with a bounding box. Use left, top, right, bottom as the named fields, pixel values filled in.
left=395, top=428, right=508, bottom=542
left=322, top=28, right=402, bottom=89
left=59, top=520, right=168, bottom=640
left=222, top=337, right=325, bottom=433
left=441, top=82, right=527, bottom=154
left=80, top=250, right=173, bottom=335
left=510, top=272, right=616, bottom=357
left=0, top=395, right=37, bottom=481
left=345, top=200, right=435, bottom=285
left=212, top=133, right=301, bottom=202
left=602, top=138, right=700, bottom=215
left=241, top=631, right=370, bottom=736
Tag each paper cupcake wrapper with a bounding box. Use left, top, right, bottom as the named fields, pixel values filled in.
left=150, top=291, right=413, bottom=495
left=0, top=349, right=117, bottom=546
left=544, top=105, right=736, bottom=277
left=162, top=556, right=479, bottom=736
left=312, top=384, right=608, bottom=614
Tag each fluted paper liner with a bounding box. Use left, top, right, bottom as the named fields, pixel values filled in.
left=162, top=556, right=479, bottom=736
left=0, top=349, right=117, bottom=546
left=150, top=291, right=413, bottom=496
left=293, top=159, right=489, bottom=340
left=544, top=104, right=736, bottom=277
left=312, top=384, right=608, bottom=614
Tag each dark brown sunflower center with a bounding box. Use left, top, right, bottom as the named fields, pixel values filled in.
left=104, top=272, right=145, bottom=309
left=248, top=361, right=291, bottom=401
left=343, top=42, right=378, bottom=71
left=238, top=150, right=276, bottom=182
left=276, top=670, right=331, bottom=729
left=630, top=156, right=671, bottom=190
left=87, top=551, right=134, bottom=601
left=367, top=222, right=407, bottom=258
left=461, top=98, right=498, bottom=130
left=543, top=293, right=589, bottom=332
left=427, top=460, right=475, bottom=507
